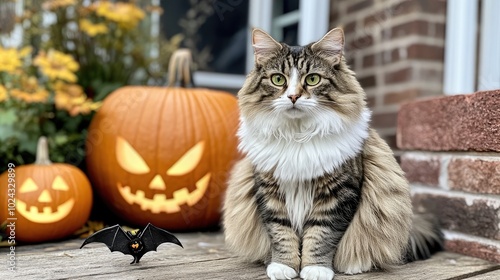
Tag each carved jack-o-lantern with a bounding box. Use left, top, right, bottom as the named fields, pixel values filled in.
left=0, top=137, right=93, bottom=243
left=86, top=49, right=239, bottom=230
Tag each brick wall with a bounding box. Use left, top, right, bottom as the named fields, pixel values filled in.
left=398, top=90, right=500, bottom=263
left=330, top=0, right=447, bottom=147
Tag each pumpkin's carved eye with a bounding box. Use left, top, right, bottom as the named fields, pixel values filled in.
left=52, top=176, right=70, bottom=191
left=167, top=141, right=205, bottom=176
left=20, top=178, right=39, bottom=193
left=116, top=136, right=151, bottom=174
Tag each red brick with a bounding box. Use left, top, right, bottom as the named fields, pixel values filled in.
left=419, top=0, right=447, bottom=14
left=362, top=54, right=375, bottom=67
left=446, top=239, right=500, bottom=263
left=348, top=34, right=374, bottom=50
left=433, top=22, right=446, bottom=38
left=397, top=90, right=500, bottom=152
left=382, top=48, right=400, bottom=64
left=384, top=67, right=412, bottom=84
left=363, top=11, right=386, bottom=27
left=384, top=88, right=420, bottom=105
left=448, top=158, right=500, bottom=195
left=390, top=20, right=428, bottom=39
left=358, top=75, right=376, bottom=88
left=366, top=96, right=376, bottom=108
left=408, top=44, right=444, bottom=60
left=390, top=0, right=446, bottom=16
left=347, top=0, right=373, bottom=14
left=401, top=155, right=440, bottom=186
left=372, top=112, right=398, bottom=129
left=412, top=193, right=500, bottom=240
left=344, top=21, right=356, bottom=34
left=390, top=0, right=420, bottom=17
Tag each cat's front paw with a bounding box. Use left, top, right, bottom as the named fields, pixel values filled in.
left=267, top=262, right=298, bottom=280
left=300, top=266, right=334, bottom=280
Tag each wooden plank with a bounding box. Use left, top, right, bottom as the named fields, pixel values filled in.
left=465, top=269, right=500, bottom=279
left=2, top=232, right=499, bottom=279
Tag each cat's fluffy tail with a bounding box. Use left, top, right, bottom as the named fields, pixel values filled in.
left=405, top=214, right=444, bottom=262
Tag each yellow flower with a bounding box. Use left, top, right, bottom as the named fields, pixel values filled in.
left=42, top=0, right=77, bottom=10
left=53, top=81, right=84, bottom=110
left=0, top=46, right=23, bottom=74
left=10, top=76, right=50, bottom=103
left=79, top=19, right=109, bottom=37
left=0, top=85, right=8, bottom=102
left=34, top=50, right=79, bottom=82
left=68, top=100, right=102, bottom=116
left=54, top=81, right=84, bottom=97
left=11, top=89, right=49, bottom=103
left=53, top=81, right=101, bottom=115
left=96, top=1, right=145, bottom=29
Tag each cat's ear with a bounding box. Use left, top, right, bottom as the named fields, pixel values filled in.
left=311, top=28, right=344, bottom=64
left=252, top=28, right=282, bottom=64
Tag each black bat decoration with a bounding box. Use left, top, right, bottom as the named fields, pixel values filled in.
left=80, top=223, right=183, bottom=264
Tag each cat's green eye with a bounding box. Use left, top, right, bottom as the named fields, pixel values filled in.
left=271, top=74, right=286, bottom=86
left=305, top=74, right=321, bottom=86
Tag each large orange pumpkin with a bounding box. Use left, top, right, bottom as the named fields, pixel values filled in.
left=0, top=137, right=93, bottom=243
left=86, top=49, right=239, bottom=230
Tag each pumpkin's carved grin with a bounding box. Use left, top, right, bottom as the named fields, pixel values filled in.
left=117, top=173, right=211, bottom=214
left=16, top=198, right=75, bottom=224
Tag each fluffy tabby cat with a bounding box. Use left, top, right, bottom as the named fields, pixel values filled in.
left=223, top=28, right=443, bottom=280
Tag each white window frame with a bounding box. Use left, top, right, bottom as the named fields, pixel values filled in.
left=478, top=0, right=500, bottom=91
left=196, top=0, right=330, bottom=89
left=444, top=0, right=500, bottom=95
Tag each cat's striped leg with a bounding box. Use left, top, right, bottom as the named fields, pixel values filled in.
left=255, top=175, right=300, bottom=280
left=300, top=177, right=361, bottom=280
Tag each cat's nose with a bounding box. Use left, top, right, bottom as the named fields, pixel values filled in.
left=287, top=94, right=301, bottom=104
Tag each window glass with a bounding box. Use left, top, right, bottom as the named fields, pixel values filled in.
left=160, top=0, right=249, bottom=75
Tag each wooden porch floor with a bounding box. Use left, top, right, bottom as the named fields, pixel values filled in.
left=4, top=232, right=500, bottom=279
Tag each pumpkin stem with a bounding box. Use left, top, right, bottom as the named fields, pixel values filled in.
left=35, top=136, right=53, bottom=165
left=167, top=49, right=195, bottom=88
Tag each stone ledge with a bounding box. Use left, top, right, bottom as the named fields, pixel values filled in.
left=397, top=90, right=500, bottom=152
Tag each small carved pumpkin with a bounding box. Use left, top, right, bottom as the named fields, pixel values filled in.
left=0, top=137, right=93, bottom=243
left=86, top=49, right=239, bottom=230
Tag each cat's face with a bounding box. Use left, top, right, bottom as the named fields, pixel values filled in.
left=238, top=28, right=366, bottom=136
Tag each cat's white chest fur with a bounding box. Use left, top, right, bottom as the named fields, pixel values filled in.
left=280, top=181, right=315, bottom=232
left=238, top=108, right=371, bottom=182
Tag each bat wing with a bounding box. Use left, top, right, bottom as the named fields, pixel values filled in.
left=80, top=224, right=131, bottom=255
left=139, top=223, right=183, bottom=253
